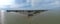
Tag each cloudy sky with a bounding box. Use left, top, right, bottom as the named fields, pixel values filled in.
left=34, top=0, right=60, bottom=9
left=0, top=0, right=60, bottom=10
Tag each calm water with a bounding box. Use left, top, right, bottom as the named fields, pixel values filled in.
left=0, top=8, right=60, bottom=24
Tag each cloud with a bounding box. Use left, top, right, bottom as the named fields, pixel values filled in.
left=7, top=0, right=60, bottom=10
left=35, top=0, right=60, bottom=9
left=0, top=0, right=60, bottom=10
left=0, top=0, right=15, bottom=8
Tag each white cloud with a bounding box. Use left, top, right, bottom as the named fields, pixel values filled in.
left=0, top=0, right=60, bottom=10
left=0, top=0, right=14, bottom=8
left=0, top=0, right=14, bottom=5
